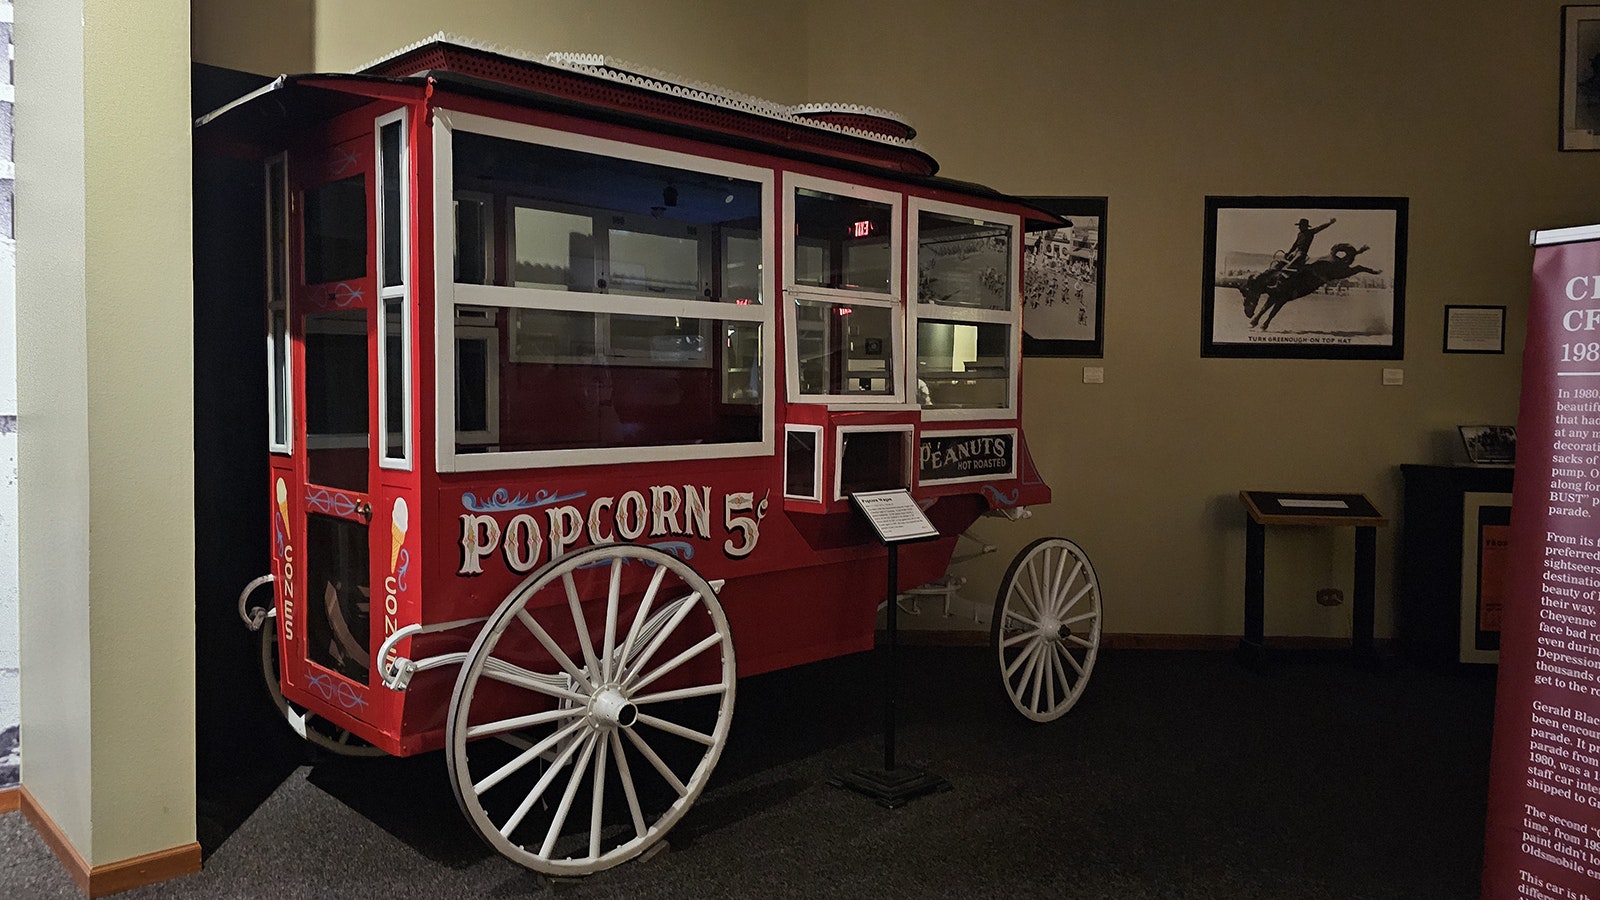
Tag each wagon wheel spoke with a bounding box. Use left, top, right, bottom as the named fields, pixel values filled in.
left=563, top=571, right=604, bottom=680
left=600, top=559, right=623, bottom=684
left=448, top=543, right=734, bottom=876
left=635, top=713, right=716, bottom=747
left=628, top=632, right=723, bottom=696
left=609, top=730, right=647, bottom=840
left=631, top=682, right=728, bottom=705
left=539, top=733, right=598, bottom=858
left=615, top=566, right=668, bottom=684
left=623, top=723, right=689, bottom=796
left=475, top=716, right=588, bottom=796
left=991, top=538, right=1103, bottom=723
left=497, top=724, right=588, bottom=837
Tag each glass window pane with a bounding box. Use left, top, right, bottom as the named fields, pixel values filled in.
left=271, top=309, right=289, bottom=446
left=793, top=298, right=894, bottom=396
left=304, top=175, right=367, bottom=285
left=305, top=310, right=368, bottom=491
left=267, top=158, right=287, bottom=304
left=916, top=320, right=1010, bottom=409
left=916, top=212, right=1012, bottom=310
left=608, top=228, right=700, bottom=298
left=383, top=300, right=405, bottom=460
left=380, top=121, right=404, bottom=288
left=454, top=131, right=763, bottom=302
left=305, top=513, right=370, bottom=681
left=512, top=207, right=593, bottom=289
left=793, top=188, right=892, bottom=294
left=723, top=233, right=762, bottom=306
left=785, top=429, right=818, bottom=499
left=455, top=196, right=491, bottom=284
left=457, top=304, right=762, bottom=453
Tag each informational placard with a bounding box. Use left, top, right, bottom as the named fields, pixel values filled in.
left=918, top=430, right=1016, bottom=485
left=1444, top=304, right=1507, bottom=354
left=851, top=490, right=939, bottom=544
left=1482, top=227, right=1600, bottom=897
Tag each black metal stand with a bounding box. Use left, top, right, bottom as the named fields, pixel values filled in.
left=832, top=542, right=950, bottom=808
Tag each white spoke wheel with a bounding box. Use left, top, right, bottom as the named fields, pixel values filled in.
left=259, top=618, right=386, bottom=757
left=992, top=537, right=1102, bottom=722
left=447, top=544, right=736, bottom=876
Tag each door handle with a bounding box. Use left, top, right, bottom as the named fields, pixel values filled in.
left=356, top=501, right=373, bottom=523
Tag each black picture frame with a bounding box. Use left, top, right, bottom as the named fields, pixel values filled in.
left=1201, top=196, right=1408, bottom=360
left=1020, top=196, right=1106, bottom=358
left=1442, top=304, right=1506, bottom=354
left=1562, top=4, right=1600, bottom=151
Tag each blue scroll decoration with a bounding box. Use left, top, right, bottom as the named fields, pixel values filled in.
left=329, top=146, right=359, bottom=176
left=306, top=672, right=368, bottom=711
left=981, top=485, right=1021, bottom=507
left=329, top=283, right=364, bottom=307
left=461, top=487, right=586, bottom=512
left=396, top=548, right=411, bottom=593
left=306, top=488, right=358, bottom=517
left=575, top=541, right=696, bottom=569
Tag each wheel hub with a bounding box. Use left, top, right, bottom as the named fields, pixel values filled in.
left=589, top=687, right=638, bottom=730
left=1040, top=615, right=1071, bottom=642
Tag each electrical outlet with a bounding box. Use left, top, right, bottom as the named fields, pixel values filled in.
left=1316, top=588, right=1344, bottom=607
left=1083, top=366, right=1105, bottom=384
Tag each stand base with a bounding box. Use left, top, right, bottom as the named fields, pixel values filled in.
left=830, top=766, right=951, bottom=809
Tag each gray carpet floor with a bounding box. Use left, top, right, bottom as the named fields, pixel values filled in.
left=0, top=648, right=1497, bottom=898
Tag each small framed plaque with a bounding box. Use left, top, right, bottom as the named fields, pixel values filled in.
left=1443, top=305, right=1506, bottom=354
left=1459, top=425, right=1516, bottom=465
left=851, top=490, right=940, bottom=545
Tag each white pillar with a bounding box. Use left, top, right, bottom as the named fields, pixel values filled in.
left=15, top=0, right=195, bottom=869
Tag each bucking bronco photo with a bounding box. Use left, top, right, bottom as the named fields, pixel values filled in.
left=1202, top=197, right=1407, bottom=359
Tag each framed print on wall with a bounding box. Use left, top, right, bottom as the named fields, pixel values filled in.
left=1562, top=4, right=1600, bottom=151
left=1201, top=196, right=1408, bottom=360
left=1021, top=197, right=1105, bottom=357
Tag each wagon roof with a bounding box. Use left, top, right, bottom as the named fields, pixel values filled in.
left=196, top=35, right=1064, bottom=229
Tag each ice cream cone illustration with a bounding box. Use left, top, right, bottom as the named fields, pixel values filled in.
left=276, top=478, right=291, bottom=542
left=390, top=497, right=409, bottom=573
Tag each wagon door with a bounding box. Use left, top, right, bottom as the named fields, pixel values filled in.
left=290, top=132, right=380, bottom=709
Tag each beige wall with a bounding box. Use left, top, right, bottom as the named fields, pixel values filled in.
left=186, top=1, right=1600, bottom=648
left=801, top=0, right=1597, bottom=638
left=20, top=0, right=195, bottom=866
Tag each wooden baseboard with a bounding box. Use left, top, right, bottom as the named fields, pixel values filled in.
left=21, top=785, right=201, bottom=897
left=0, top=785, right=18, bottom=813
left=877, top=630, right=1390, bottom=652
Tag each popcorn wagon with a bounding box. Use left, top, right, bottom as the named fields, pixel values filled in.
left=204, top=36, right=1103, bottom=875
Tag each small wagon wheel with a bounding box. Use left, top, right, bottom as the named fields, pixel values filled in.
left=259, top=617, right=386, bottom=757
left=447, top=543, right=736, bottom=876
left=991, top=537, right=1102, bottom=722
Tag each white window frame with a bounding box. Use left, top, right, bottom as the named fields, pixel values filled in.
left=265, top=152, right=293, bottom=454
left=834, top=424, right=915, bottom=501
left=432, top=109, right=776, bottom=473
left=783, top=173, right=905, bottom=407
left=783, top=423, right=825, bottom=502
left=906, top=196, right=1021, bottom=421
left=375, top=108, right=413, bottom=470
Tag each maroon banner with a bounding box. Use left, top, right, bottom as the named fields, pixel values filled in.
left=1484, top=228, right=1600, bottom=898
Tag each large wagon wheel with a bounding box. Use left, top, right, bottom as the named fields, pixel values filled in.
left=259, top=616, right=386, bottom=757
left=447, top=543, right=736, bottom=876
left=992, top=537, right=1102, bottom=722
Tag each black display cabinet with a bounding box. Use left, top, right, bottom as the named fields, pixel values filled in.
left=1398, top=464, right=1514, bottom=665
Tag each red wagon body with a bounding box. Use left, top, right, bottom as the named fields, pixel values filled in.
left=206, top=37, right=1095, bottom=875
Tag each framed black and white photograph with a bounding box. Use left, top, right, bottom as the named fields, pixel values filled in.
left=1021, top=196, right=1105, bottom=357
left=1201, top=196, right=1407, bottom=360
left=1562, top=5, right=1600, bottom=150
left=1459, top=425, right=1517, bottom=465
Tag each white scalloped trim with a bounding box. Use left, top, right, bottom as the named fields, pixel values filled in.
left=353, top=34, right=924, bottom=152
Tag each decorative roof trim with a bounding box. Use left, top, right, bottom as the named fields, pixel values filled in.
left=354, top=33, right=925, bottom=152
